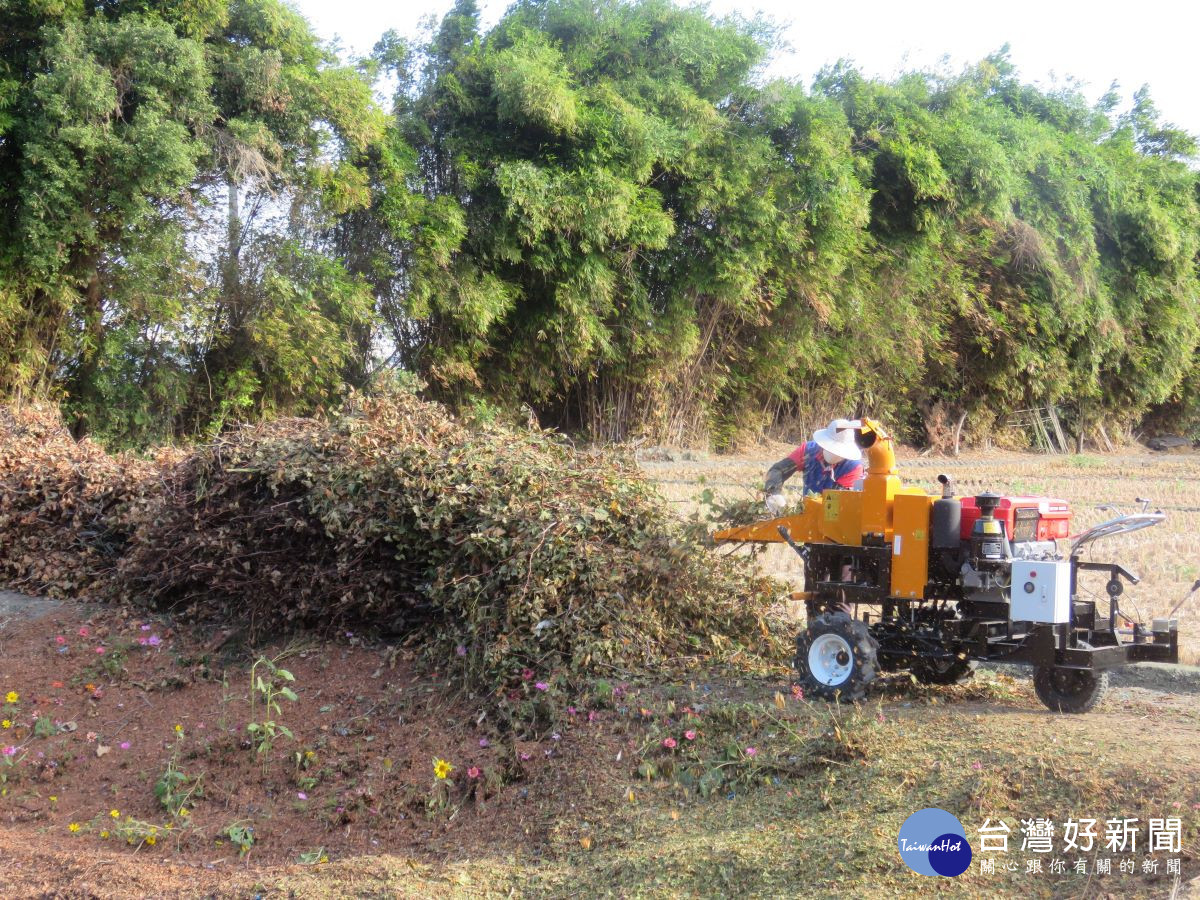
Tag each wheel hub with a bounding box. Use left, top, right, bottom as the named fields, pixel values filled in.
left=1052, top=668, right=1090, bottom=693
left=809, top=633, right=854, bottom=686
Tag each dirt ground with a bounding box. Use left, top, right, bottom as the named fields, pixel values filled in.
left=0, top=595, right=643, bottom=898
left=0, top=596, right=1198, bottom=898
left=0, top=448, right=1198, bottom=898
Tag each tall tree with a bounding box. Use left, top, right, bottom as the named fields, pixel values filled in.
left=0, top=5, right=213, bottom=419
left=379, top=0, right=872, bottom=444
left=0, top=0, right=386, bottom=443
left=184, top=0, right=385, bottom=436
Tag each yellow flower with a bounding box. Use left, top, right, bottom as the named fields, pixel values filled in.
left=173, top=724, right=183, bottom=734
left=5, top=692, right=17, bottom=704
left=1, top=720, right=10, bottom=729
left=109, top=809, right=119, bottom=819
left=68, top=822, right=80, bottom=833
left=49, top=796, right=57, bottom=803
left=100, top=830, right=109, bottom=839
left=179, top=808, right=189, bottom=817
left=146, top=835, right=156, bottom=846
left=433, top=758, right=453, bottom=780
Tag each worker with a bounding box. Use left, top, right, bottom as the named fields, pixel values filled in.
left=764, top=418, right=864, bottom=515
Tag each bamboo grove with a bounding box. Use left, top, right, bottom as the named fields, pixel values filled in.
left=2, top=0, right=1198, bottom=449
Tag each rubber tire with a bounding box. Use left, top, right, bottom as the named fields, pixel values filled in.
left=912, top=657, right=976, bottom=685
left=794, top=611, right=879, bottom=702
left=1032, top=642, right=1109, bottom=713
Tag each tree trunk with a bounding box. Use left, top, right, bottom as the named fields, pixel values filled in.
left=68, top=264, right=105, bottom=439
left=223, top=176, right=241, bottom=301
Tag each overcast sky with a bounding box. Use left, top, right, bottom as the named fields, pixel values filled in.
left=290, top=0, right=1200, bottom=138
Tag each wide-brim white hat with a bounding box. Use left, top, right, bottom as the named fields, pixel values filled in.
left=812, top=418, right=863, bottom=461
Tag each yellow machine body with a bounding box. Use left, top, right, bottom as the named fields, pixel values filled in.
left=713, top=418, right=935, bottom=601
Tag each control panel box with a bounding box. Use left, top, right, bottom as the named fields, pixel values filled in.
left=1010, top=560, right=1072, bottom=624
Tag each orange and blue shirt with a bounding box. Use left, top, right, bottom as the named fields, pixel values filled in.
left=765, top=441, right=862, bottom=495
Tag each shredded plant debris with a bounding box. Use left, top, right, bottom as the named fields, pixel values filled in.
left=2, top=394, right=784, bottom=705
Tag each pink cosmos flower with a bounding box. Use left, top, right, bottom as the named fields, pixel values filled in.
left=2, top=746, right=15, bottom=757
left=467, top=766, right=481, bottom=779
left=684, top=730, right=696, bottom=741
left=663, top=737, right=677, bottom=749
left=78, top=627, right=89, bottom=637
left=567, top=707, right=576, bottom=715
left=140, top=624, right=151, bottom=631
left=119, top=741, right=130, bottom=750
left=519, top=752, right=532, bottom=761
left=297, top=792, right=308, bottom=800
left=971, top=761, right=982, bottom=770
left=479, top=738, right=489, bottom=748
left=455, top=645, right=467, bottom=657
left=587, top=711, right=597, bottom=723
left=535, top=682, right=549, bottom=692
left=94, top=646, right=106, bottom=655
left=744, top=746, right=757, bottom=758
left=521, top=669, right=534, bottom=681
left=55, top=636, right=65, bottom=645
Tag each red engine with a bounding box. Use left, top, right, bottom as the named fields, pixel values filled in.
left=959, top=495, right=1071, bottom=543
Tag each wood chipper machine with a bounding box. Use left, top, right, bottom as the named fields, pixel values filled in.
left=713, top=419, right=1191, bottom=711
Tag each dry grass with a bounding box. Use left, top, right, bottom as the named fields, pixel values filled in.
left=641, top=448, right=1200, bottom=664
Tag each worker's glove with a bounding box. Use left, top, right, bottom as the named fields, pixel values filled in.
left=764, top=492, right=787, bottom=516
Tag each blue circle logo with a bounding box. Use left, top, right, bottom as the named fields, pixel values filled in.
left=897, top=808, right=972, bottom=877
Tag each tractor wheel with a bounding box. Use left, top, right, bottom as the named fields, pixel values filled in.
left=794, top=611, right=879, bottom=702
left=912, top=657, right=976, bottom=685
left=1032, top=643, right=1109, bottom=713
